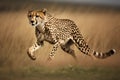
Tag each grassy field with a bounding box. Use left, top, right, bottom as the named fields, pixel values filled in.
left=0, top=0, right=120, bottom=80
left=0, top=66, right=120, bottom=80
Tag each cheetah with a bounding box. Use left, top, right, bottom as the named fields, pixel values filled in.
left=27, top=8, right=116, bottom=61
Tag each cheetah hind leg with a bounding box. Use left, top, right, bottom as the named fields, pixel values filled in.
left=61, top=40, right=77, bottom=61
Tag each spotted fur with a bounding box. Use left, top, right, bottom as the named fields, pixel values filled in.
left=27, top=8, right=116, bottom=61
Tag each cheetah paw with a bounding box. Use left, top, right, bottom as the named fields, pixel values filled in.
left=27, top=50, right=36, bottom=60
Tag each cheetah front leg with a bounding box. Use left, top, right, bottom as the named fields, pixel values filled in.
left=27, top=42, right=41, bottom=60
left=47, top=41, right=60, bottom=61
left=27, top=33, right=44, bottom=60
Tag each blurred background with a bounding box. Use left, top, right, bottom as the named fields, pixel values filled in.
left=0, top=0, right=120, bottom=80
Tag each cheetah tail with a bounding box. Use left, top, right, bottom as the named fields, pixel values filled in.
left=91, top=49, right=116, bottom=59
left=73, top=36, right=116, bottom=59
left=72, top=27, right=116, bottom=59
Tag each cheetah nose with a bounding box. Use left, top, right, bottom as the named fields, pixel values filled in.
left=31, top=20, right=34, bottom=23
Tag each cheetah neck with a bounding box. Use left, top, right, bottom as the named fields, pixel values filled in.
left=35, top=13, right=56, bottom=33
left=36, top=22, right=45, bottom=33
left=46, top=13, right=57, bottom=22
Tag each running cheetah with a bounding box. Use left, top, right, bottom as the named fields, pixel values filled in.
left=27, top=8, right=116, bottom=61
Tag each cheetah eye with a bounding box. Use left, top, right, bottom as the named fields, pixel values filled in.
left=28, top=15, right=32, bottom=17
left=36, top=15, right=39, bottom=17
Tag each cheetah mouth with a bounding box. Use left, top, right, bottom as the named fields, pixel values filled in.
left=31, top=23, right=35, bottom=26
left=31, top=22, right=39, bottom=27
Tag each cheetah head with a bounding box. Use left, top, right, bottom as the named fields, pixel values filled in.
left=27, top=8, right=47, bottom=27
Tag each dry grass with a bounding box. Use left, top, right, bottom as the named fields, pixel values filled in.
left=0, top=66, right=120, bottom=80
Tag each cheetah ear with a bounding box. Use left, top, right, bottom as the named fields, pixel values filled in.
left=28, top=10, right=33, bottom=13
left=41, top=8, right=47, bottom=15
